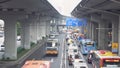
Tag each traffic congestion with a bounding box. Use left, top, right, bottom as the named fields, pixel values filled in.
left=65, top=28, right=120, bottom=68
left=0, top=0, right=120, bottom=68
left=21, top=28, right=120, bottom=68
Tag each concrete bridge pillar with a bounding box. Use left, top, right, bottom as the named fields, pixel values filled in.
left=98, top=21, right=108, bottom=50
left=36, top=21, right=41, bottom=40
left=91, top=22, right=95, bottom=41
left=39, top=21, right=47, bottom=39
left=31, top=22, right=37, bottom=43
left=21, top=19, right=30, bottom=49
left=87, top=21, right=92, bottom=39
left=93, top=23, right=98, bottom=44
left=3, top=17, right=17, bottom=60
left=112, top=21, right=118, bottom=43
left=0, top=11, right=29, bottom=60
left=118, top=16, right=120, bottom=56
left=46, top=21, right=50, bottom=36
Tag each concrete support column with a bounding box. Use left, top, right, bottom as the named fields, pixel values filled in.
left=39, top=22, right=42, bottom=40
left=4, top=19, right=17, bottom=60
left=91, top=23, right=95, bottom=40
left=98, top=22, right=106, bottom=49
left=37, top=22, right=41, bottom=40
left=51, top=19, right=54, bottom=32
left=57, top=20, right=60, bottom=32
left=30, top=21, right=37, bottom=43
left=52, top=19, right=58, bottom=32
left=112, top=21, right=118, bottom=43
left=87, top=21, right=92, bottom=39
left=46, top=21, right=50, bottom=36
left=21, top=20, right=30, bottom=49
left=36, top=22, right=40, bottom=40
left=39, top=21, right=47, bottom=39
left=94, top=23, right=98, bottom=43
left=118, top=16, right=120, bottom=56
left=53, top=19, right=56, bottom=32
left=86, top=22, right=90, bottom=38
left=30, top=23, right=33, bottom=42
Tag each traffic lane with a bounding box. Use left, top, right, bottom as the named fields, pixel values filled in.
left=42, top=47, right=62, bottom=68
left=66, top=53, right=73, bottom=68
left=66, top=49, right=94, bottom=68
left=77, top=40, right=93, bottom=68
left=83, top=55, right=93, bottom=68
left=65, top=40, right=93, bottom=68
left=7, top=41, right=46, bottom=68
left=9, top=34, right=65, bottom=68
left=65, top=39, right=73, bottom=68
left=42, top=34, right=65, bottom=68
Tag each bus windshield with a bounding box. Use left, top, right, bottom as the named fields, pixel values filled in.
left=47, top=48, right=57, bottom=51
left=46, top=42, right=52, bottom=47
left=85, top=42, right=94, bottom=46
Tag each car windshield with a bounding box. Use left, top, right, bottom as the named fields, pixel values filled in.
left=74, top=49, right=77, bottom=52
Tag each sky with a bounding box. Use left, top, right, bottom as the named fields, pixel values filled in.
left=48, top=0, right=82, bottom=16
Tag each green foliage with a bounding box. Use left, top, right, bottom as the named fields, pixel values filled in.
left=17, top=48, right=29, bottom=59
left=16, top=22, right=21, bottom=35
left=30, top=42, right=36, bottom=47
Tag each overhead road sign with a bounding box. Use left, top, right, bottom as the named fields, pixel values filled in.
left=66, top=18, right=87, bottom=26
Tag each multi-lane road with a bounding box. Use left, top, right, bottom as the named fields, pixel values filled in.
left=0, top=34, right=94, bottom=68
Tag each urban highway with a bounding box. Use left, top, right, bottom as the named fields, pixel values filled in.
left=0, top=33, right=94, bottom=68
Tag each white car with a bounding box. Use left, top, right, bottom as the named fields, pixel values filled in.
left=0, top=35, right=4, bottom=52
left=0, top=43, right=5, bottom=52
left=68, top=45, right=79, bottom=55
left=73, top=59, right=88, bottom=68
left=49, top=34, right=56, bottom=39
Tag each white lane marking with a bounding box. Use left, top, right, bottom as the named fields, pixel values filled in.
left=60, top=39, right=64, bottom=68
left=65, top=41, right=67, bottom=68
left=50, top=58, right=54, bottom=62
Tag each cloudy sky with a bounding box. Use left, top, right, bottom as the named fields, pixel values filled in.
left=48, top=0, right=82, bottom=16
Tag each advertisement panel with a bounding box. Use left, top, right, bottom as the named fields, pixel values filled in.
left=112, top=43, right=118, bottom=53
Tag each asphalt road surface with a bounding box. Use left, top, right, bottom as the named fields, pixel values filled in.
left=0, top=34, right=93, bottom=68
left=6, top=34, right=66, bottom=68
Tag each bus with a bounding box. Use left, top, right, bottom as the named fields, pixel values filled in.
left=22, top=60, right=50, bottom=68
left=87, top=50, right=120, bottom=68
left=45, top=39, right=59, bottom=56
left=81, top=40, right=96, bottom=54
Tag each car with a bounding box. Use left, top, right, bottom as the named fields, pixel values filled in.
left=17, top=36, right=21, bottom=41
left=68, top=54, right=74, bottom=65
left=0, top=37, right=4, bottom=52
left=73, top=59, right=88, bottom=68
left=87, top=50, right=94, bottom=63
left=0, top=44, right=4, bottom=52
left=49, top=34, right=56, bottom=39
left=67, top=45, right=79, bottom=56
